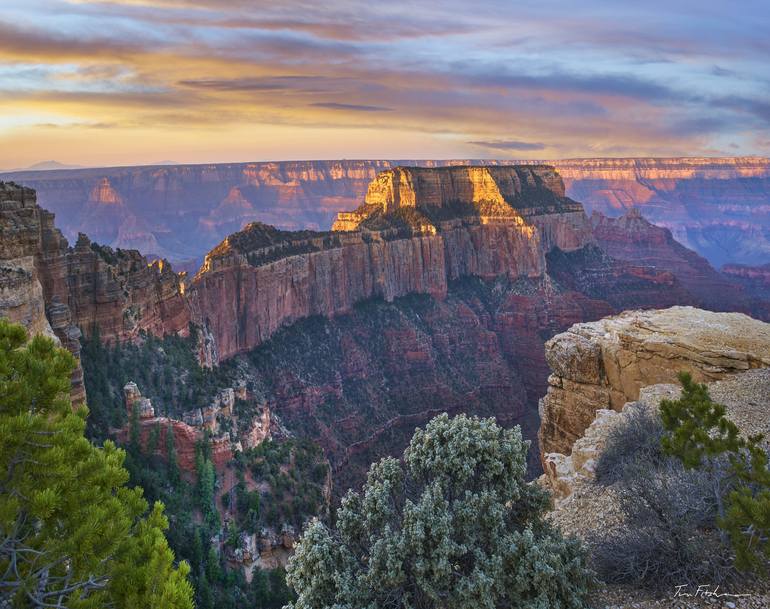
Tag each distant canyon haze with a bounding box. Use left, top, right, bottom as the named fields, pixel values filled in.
left=2, top=157, right=769, bottom=272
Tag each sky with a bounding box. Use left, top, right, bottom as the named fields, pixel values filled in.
left=0, top=0, right=769, bottom=168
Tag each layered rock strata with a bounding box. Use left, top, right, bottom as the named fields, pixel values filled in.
left=1, top=181, right=85, bottom=401
left=67, top=234, right=190, bottom=342
left=4, top=157, right=768, bottom=268
left=538, top=306, right=770, bottom=461
left=0, top=181, right=193, bottom=402
left=189, top=166, right=594, bottom=361
left=590, top=208, right=764, bottom=317
left=0, top=181, right=190, bottom=343
left=722, top=263, right=770, bottom=300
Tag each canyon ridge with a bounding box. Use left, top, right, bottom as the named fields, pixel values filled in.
left=2, top=157, right=768, bottom=271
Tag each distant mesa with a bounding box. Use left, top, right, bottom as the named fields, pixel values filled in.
left=332, top=165, right=580, bottom=232
left=1, top=157, right=766, bottom=268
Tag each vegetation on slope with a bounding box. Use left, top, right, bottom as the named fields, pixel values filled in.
left=590, top=373, right=770, bottom=592
left=80, top=324, right=236, bottom=438
left=286, top=413, right=594, bottom=609
left=0, top=319, right=193, bottom=608
left=81, top=327, right=328, bottom=608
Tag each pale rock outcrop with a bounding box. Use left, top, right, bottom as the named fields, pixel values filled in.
left=542, top=384, right=680, bottom=501
left=538, top=306, right=770, bottom=461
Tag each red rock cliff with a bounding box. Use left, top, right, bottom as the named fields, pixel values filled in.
left=0, top=181, right=191, bottom=401
left=4, top=157, right=767, bottom=268
left=188, top=166, right=595, bottom=361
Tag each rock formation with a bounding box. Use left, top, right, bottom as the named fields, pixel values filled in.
left=543, top=365, right=770, bottom=524
left=188, top=166, right=594, bottom=361
left=185, top=164, right=714, bottom=488
left=556, top=156, right=770, bottom=267
left=3, top=157, right=768, bottom=268
left=590, top=208, right=765, bottom=317
left=538, top=306, right=770, bottom=461
left=1, top=181, right=85, bottom=402
left=541, top=383, right=681, bottom=501
left=0, top=180, right=193, bottom=403
left=66, top=234, right=190, bottom=342
left=116, top=381, right=246, bottom=473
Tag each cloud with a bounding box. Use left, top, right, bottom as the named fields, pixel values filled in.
left=310, top=102, right=393, bottom=112
left=178, top=76, right=339, bottom=93
left=468, top=140, right=546, bottom=151
left=0, top=20, right=149, bottom=60
left=1, top=0, right=769, bottom=164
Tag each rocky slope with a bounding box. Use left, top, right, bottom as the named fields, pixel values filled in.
left=591, top=208, right=769, bottom=319
left=0, top=180, right=192, bottom=401
left=537, top=310, right=770, bottom=609
left=538, top=306, right=770, bottom=461
left=183, top=166, right=731, bottom=487
left=3, top=157, right=768, bottom=268
left=723, top=262, right=770, bottom=299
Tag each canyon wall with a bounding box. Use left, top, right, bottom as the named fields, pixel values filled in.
left=65, top=234, right=190, bottom=342
left=1, top=181, right=85, bottom=401
left=590, top=208, right=769, bottom=318
left=538, top=306, right=770, bottom=462
left=0, top=181, right=191, bottom=402
left=183, top=165, right=729, bottom=488
left=220, top=260, right=693, bottom=489
left=187, top=166, right=594, bottom=361
left=3, top=157, right=768, bottom=268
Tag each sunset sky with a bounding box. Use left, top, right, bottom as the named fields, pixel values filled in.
left=1, top=0, right=769, bottom=169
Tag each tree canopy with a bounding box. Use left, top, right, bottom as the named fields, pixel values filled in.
left=286, top=413, right=593, bottom=609
left=0, top=319, right=194, bottom=608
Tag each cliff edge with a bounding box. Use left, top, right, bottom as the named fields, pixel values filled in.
left=538, top=306, right=770, bottom=463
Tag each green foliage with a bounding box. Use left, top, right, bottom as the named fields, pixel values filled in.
left=286, top=413, right=593, bottom=609
left=79, top=325, right=235, bottom=439
left=237, top=438, right=329, bottom=533
left=661, top=371, right=770, bottom=572
left=0, top=319, right=193, bottom=608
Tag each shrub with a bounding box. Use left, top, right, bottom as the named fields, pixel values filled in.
left=286, top=413, right=594, bottom=609
left=594, top=405, right=667, bottom=486
left=590, top=403, right=738, bottom=591
left=661, top=372, right=770, bottom=572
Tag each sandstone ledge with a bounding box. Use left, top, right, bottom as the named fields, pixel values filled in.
left=538, top=306, right=770, bottom=461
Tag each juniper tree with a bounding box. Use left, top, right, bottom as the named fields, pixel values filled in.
left=661, top=371, right=770, bottom=571
left=0, top=319, right=193, bottom=608
left=285, top=413, right=593, bottom=609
